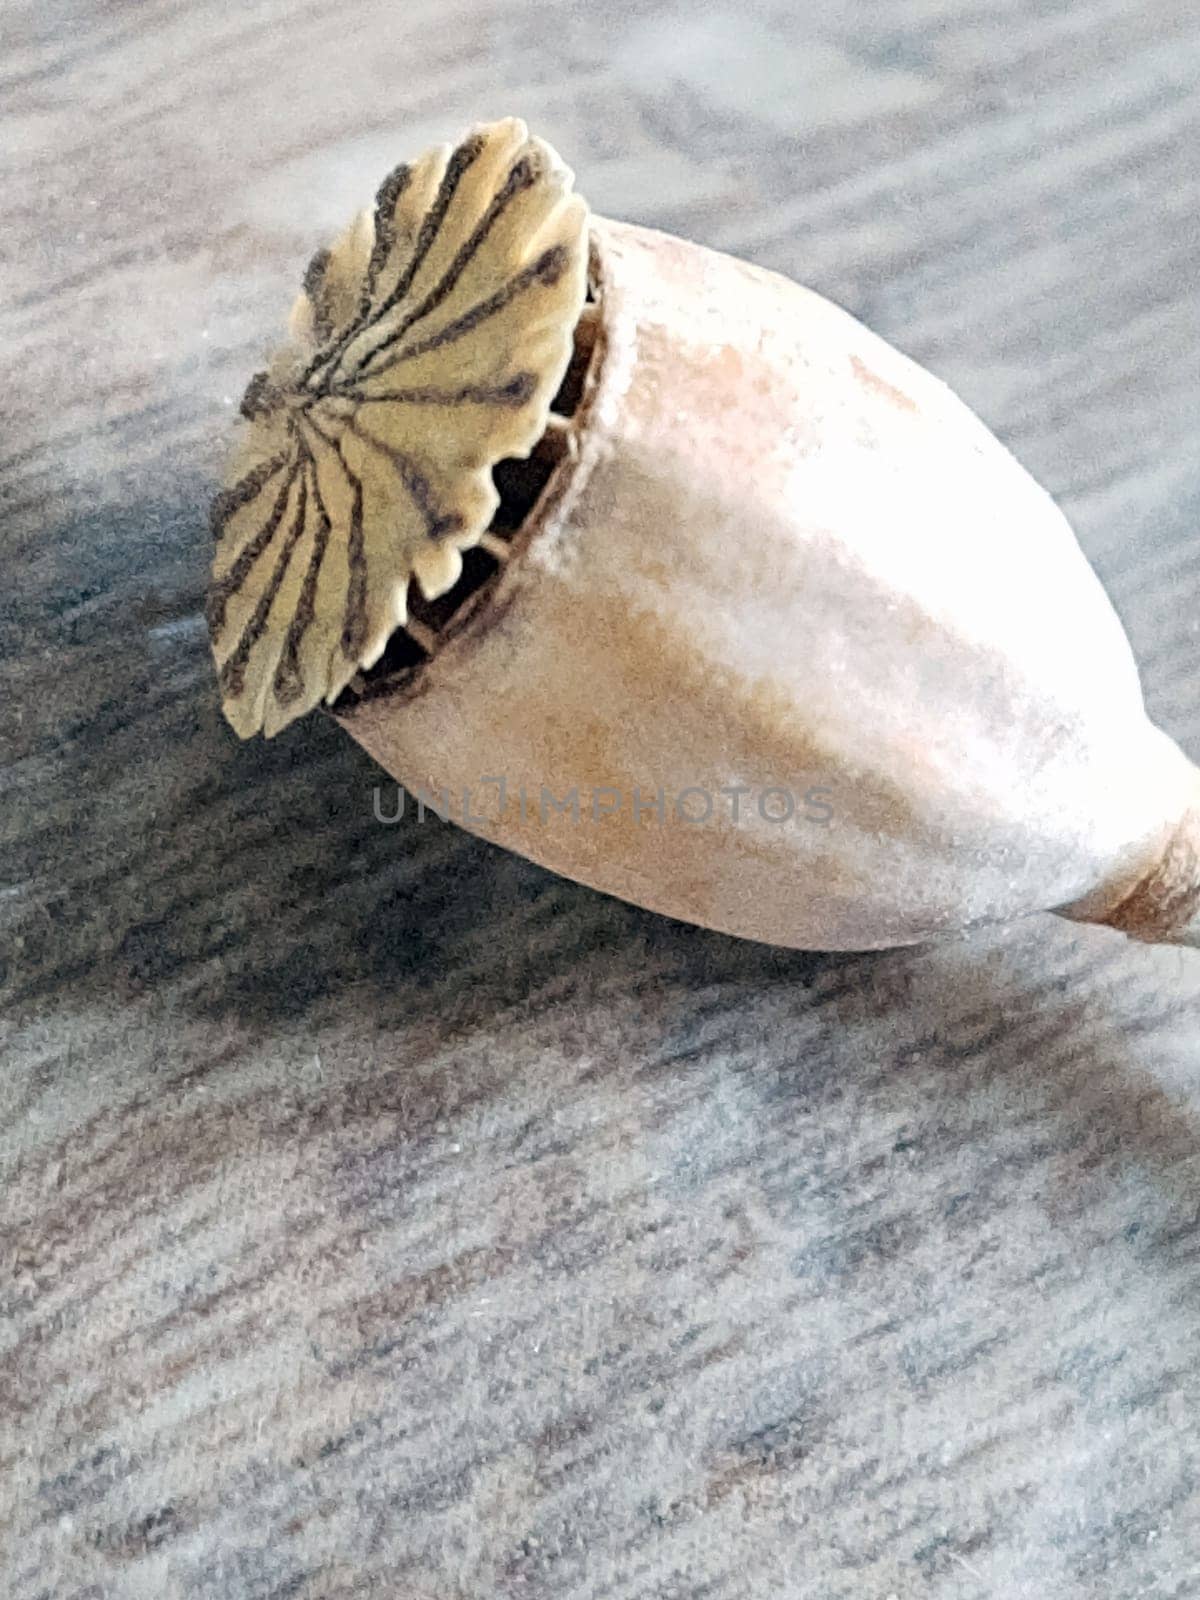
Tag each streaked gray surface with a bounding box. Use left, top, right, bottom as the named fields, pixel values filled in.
left=2, top=2, right=1199, bottom=1595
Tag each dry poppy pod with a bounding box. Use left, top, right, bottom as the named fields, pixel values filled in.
left=210, top=119, right=1200, bottom=952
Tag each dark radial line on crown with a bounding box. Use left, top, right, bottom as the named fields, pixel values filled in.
left=346, top=152, right=543, bottom=384
left=337, top=413, right=465, bottom=542
left=218, top=468, right=310, bottom=699
left=298, top=162, right=414, bottom=390
left=208, top=453, right=301, bottom=638
left=341, top=471, right=367, bottom=659
left=341, top=373, right=539, bottom=408
left=359, top=245, right=570, bottom=379
left=359, top=134, right=487, bottom=333
left=360, top=162, right=412, bottom=308
left=297, top=412, right=370, bottom=660
left=302, top=247, right=335, bottom=347
left=306, top=133, right=486, bottom=395
left=273, top=447, right=335, bottom=707
left=209, top=448, right=294, bottom=543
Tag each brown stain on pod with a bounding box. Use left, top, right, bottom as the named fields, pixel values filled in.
left=849, top=352, right=921, bottom=415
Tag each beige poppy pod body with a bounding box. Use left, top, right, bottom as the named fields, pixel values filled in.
left=337, top=216, right=1200, bottom=950
left=210, top=121, right=1200, bottom=951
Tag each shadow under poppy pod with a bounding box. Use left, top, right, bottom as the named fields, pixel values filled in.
left=209, top=119, right=1200, bottom=952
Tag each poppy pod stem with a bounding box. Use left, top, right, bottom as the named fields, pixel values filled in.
left=1063, top=807, right=1200, bottom=949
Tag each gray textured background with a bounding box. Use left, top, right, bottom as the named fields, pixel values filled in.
left=3, top=2, right=1200, bottom=1596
